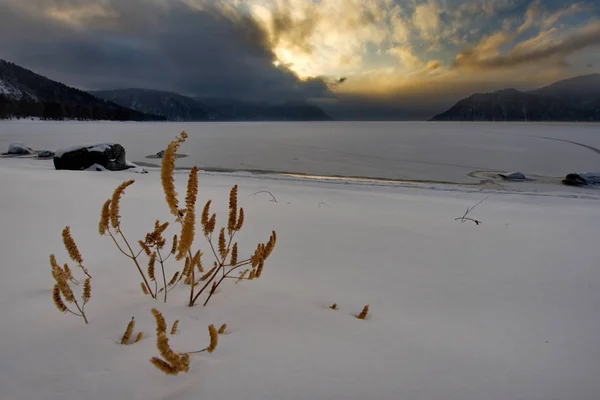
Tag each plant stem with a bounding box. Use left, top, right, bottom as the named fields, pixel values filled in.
left=118, top=230, right=155, bottom=299
left=157, top=248, right=168, bottom=303
left=202, top=260, right=252, bottom=306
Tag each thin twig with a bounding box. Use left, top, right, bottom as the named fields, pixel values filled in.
left=117, top=229, right=155, bottom=298
left=249, top=191, right=278, bottom=202
left=455, top=196, right=490, bottom=225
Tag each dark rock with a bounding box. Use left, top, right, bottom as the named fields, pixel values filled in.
left=37, top=150, right=55, bottom=158
left=498, top=172, right=527, bottom=181
left=6, top=143, right=33, bottom=155
left=562, top=172, right=600, bottom=186
left=53, top=143, right=131, bottom=171
left=156, top=150, right=165, bottom=158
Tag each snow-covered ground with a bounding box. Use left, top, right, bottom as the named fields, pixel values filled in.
left=1, top=120, right=600, bottom=185
left=1, top=156, right=599, bottom=400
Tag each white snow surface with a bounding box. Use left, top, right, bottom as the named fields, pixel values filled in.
left=1, top=158, right=599, bottom=400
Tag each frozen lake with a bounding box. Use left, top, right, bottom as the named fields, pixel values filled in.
left=1, top=120, right=599, bottom=185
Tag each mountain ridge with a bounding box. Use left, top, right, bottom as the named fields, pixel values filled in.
left=0, top=59, right=165, bottom=121
left=430, top=74, right=600, bottom=122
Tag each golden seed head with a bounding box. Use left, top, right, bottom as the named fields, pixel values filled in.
left=134, top=332, right=143, bottom=343
left=50, top=254, right=61, bottom=271
left=151, top=308, right=167, bottom=335
left=207, top=214, right=216, bottom=235
left=62, top=263, right=73, bottom=281
left=230, top=243, right=238, bottom=265
left=150, top=357, right=180, bottom=375
left=218, top=324, right=227, bottom=335
left=176, top=205, right=195, bottom=261
left=329, top=303, right=338, bottom=310
left=99, top=199, right=111, bottom=235
left=141, top=282, right=149, bottom=295
left=248, top=269, right=256, bottom=280
left=199, top=265, right=217, bottom=282
left=161, top=132, right=187, bottom=217
left=218, top=228, right=226, bottom=259
left=228, top=185, right=238, bottom=234
left=236, top=269, right=249, bottom=283
left=139, top=240, right=152, bottom=257
left=182, top=257, right=191, bottom=277
left=148, top=252, right=157, bottom=281
left=58, top=280, right=76, bottom=303
left=192, top=250, right=203, bottom=273
left=62, top=226, right=83, bottom=264
left=170, top=235, right=178, bottom=255
left=229, top=185, right=238, bottom=211
left=255, top=259, right=264, bottom=278
left=170, top=320, right=179, bottom=335
left=356, top=305, right=369, bottom=320
left=264, top=231, right=277, bottom=259
left=235, top=208, right=244, bottom=231
left=207, top=324, right=218, bottom=353
left=201, top=200, right=212, bottom=234
left=82, top=278, right=91, bottom=303
left=167, top=271, right=180, bottom=287
left=110, top=180, right=135, bottom=230
left=156, top=221, right=170, bottom=236
left=185, top=166, right=199, bottom=211
left=52, top=284, right=68, bottom=313
left=121, top=317, right=135, bottom=345
left=157, top=332, right=181, bottom=365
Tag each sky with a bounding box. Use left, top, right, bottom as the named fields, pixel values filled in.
left=0, top=0, right=599, bottom=119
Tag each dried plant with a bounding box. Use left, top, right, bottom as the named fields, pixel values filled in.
left=455, top=197, right=490, bottom=226
left=218, top=323, right=227, bottom=334
left=50, top=230, right=91, bottom=324
left=329, top=303, right=338, bottom=310
left=120, top=317, right=142, bottom=345
left=61, top=227, right=91, bottom=279
left=152, top=308, right=167, bottom=335
left=150, top=309, right=219, bottom=375
left=356, top=305, right=370, bottom=320
left=170, top=320, right=179, bottom=335
left=98, top=131, right=276, bottom=307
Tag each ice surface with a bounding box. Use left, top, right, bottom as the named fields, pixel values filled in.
left=0, top=158, right=600, bottom=400
left=1, top=121, right=600, bottom=186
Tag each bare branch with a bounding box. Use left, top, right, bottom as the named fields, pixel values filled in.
left=249, top=191, right=278, bottom=203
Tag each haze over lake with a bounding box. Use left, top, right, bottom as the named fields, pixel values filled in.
left=1, top=121, right=599, bottom=185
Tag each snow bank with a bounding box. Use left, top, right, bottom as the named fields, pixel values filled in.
left=0, top=158, right=599, bottom=400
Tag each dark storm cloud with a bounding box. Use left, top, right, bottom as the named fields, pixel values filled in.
left=0, top=0, right=332, bottom=101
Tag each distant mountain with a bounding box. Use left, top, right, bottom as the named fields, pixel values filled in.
left=91, top=89, right=214, bottom=121
left=196, top=97, right=332, bottom=121
left=530, top=73, right=600, bottom=113
left=0, top=60, right=165, bottom=121
left=430, top=74, right=600, bottom=122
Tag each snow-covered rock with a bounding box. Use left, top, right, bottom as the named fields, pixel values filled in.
left=562, top=172, right=600, bottom=186
left=6, top=143, right=33, bottom=155
left=53, top=143, right=131, bottom=171
left=498, top=172, right=527, bottom=181
left=36, top=150, right=55, bottom=159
